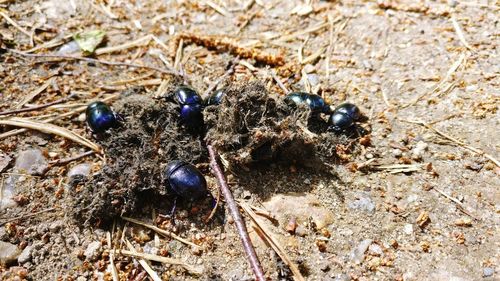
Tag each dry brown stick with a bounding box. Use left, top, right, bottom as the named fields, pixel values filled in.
left=49, top=150, right=95, bottom=166
left=7, top=49, right=181, bottom=76
left=121, top=216, right=199, bottom=248
left=0, top=93, right=77, bottom=116
left=269, top=70, right=289, bottom=94
left=201, top=63, right=236, bottom=99
left=207, top=145, right=265, bottom=281
left=0, top=207, right=56, bottom=226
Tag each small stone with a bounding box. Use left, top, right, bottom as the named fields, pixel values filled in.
left=286, top=217, right=297, bottom=234
left=392, top=149, right=403, bottom=157
left=84, top=241, right=102, bottom=261
left=334, top=273, right=351, bottom=281
left=368, top=243, right=383, bottom=256
left=17, top=245, right=33, bottom=264
left=483, top=267, right=494, bottom=277
left=295, top=225, right=307, bottom=237
left=14, top=149, right=48, bottom=175
left=350, top=239, right=373, bottom=264
left=49, top=220, right=64, bottom=232
left=411, top=141, right=428, bottom=160
left=67, top=163, right=91, bottom=178
left=348, top=192, right=376, bottom=214
left=0, top=241, right=21, bottom=264
left=403, top=224, right=413, bottom=235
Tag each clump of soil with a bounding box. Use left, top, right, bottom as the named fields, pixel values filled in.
left=70, top=80, right=355, bottom=225
left=204, top=80, right=350, bottom=171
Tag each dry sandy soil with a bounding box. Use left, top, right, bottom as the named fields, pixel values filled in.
left=0, top=0, right=499, bottom=280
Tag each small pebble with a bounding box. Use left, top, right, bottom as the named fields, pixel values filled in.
left=0, top=241, right=21, bottom=264
left=483, top=267, right=494, bottom=277
left=17, top=246, right=33, bottom=264
left=348, top=192, right=376, bottom=214
left=84, top=241, right=102, bottom=261
left=350, top=239, right=373, bottom=264
left=295, top=225, right=307, bottom=237
left=67, top=163, right=92, bottom=179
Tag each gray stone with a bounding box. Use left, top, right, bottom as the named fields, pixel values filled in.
left=368, top=243, right=383, bottom=256
left=334, top=274, right=351, bottom=281
left=348, top=192, right=376, bottom=214
left=14, top=149, right=48, bottom=175
left=350, top=239, right=373, bottom=264
left=84, top=241, right=102, bottom=261
left=483, top=267, right=494, bottom=277
left=18, top=245, right=33, bottom=264
left=0, top=241, right=21, bottom=264
left=1, top=149, right=47, bottom=210
left=411, top=141, right=428, bottom=160
left=67, top=163, right=91, bottom=178
left=49, top=220, right=64, bottom=233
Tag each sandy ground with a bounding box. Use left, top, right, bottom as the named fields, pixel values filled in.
left=0, top=0, right=499, bottom=280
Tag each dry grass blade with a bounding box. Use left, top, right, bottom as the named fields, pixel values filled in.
left=121, top=216, right=199, bottom=248
left=95, top=35, right=151, bottom=55
left=16, top=77, right=55, bottom=109
left=240, top=202, right=305, bottom=281
left=451, top=16, right=473, bottom=50
left=371, top=163, right=426, bottom=174
left=125, top=240, right=162, bottom=281
left=115, top=249, right=203, bottom=275
left=0, top=11, right=42, bottom=43
left=205, top=0, right=231, bottom=17
left=403, top=119, right=500, bottom=167
left=0, top=118, right=101, bottom=153
left=107, top=232, right=119, bottom=281
left=403, top=53, right=467, bottom=108
left=433, top=188, right=478, bottom=220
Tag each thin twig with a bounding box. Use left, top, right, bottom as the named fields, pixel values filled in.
left=0, top=207, right=56, bottom=226
left=403, top=119, right=500, bottom=167
left=125, top=240, right=162, bottom=281
left=451, top=16, right=473, bottom=50
left=270, top=70, right=289, bottom=94
left=433, top=187, right=478, bottom=220
left=201, top=63, right=235, bottom=99
left=240, top=202, right=305, bottom=281
left=49, top=150, right=95, bottom=166
left=7, top=49, right=181, bottom=76
left=0, top=11, right=42, bottom=43
left=115, top=249, right=203, bottom=274
left=121, top=216, right=199, bottom=248
left=15, top=77, right=56, bottom=109
left=107, top=232, right=119, bottom=281
left=207, top=145, right=265, bottom=281
left=1, top=93, right=77, bottom=116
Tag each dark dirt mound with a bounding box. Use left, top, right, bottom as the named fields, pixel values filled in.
left=70, top=80, right=357, bottom=225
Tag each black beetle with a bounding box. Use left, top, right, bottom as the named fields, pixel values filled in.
left=333, top=103, right=360, bottom=121
left=165, top=160, right=208, bottom=201
left=328, top=111, right=354, bottom=132
left=174, top=86, right=204, bottom=128
left=285, top=92, right=330, bottom=113
left=85, top=101, right=119, bottom=133
left=205, top=88, right=225, bottom=106
left=328, top=103, right=361, bottom=132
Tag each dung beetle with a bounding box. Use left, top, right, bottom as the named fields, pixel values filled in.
left=174, top=86, right=204, bottom=128
left=333, top=103, right=360, bottom=121
left=205, top=88, right=225, bottom=106
left=328, top=103, right=361, bottom=132
left=328, top=111, right=354, bottom=132
left=85, top=101, right=119, bottom=133
left=285, top=92, right=329, bottom=113
left=165, top=160, right=208, bottom=201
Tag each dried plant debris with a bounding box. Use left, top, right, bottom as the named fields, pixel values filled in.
left=204, top=81, right=354, bottom=171
left=70, top=81, right=358, bottom=225
left=69, top=89, right=207, bottom=225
